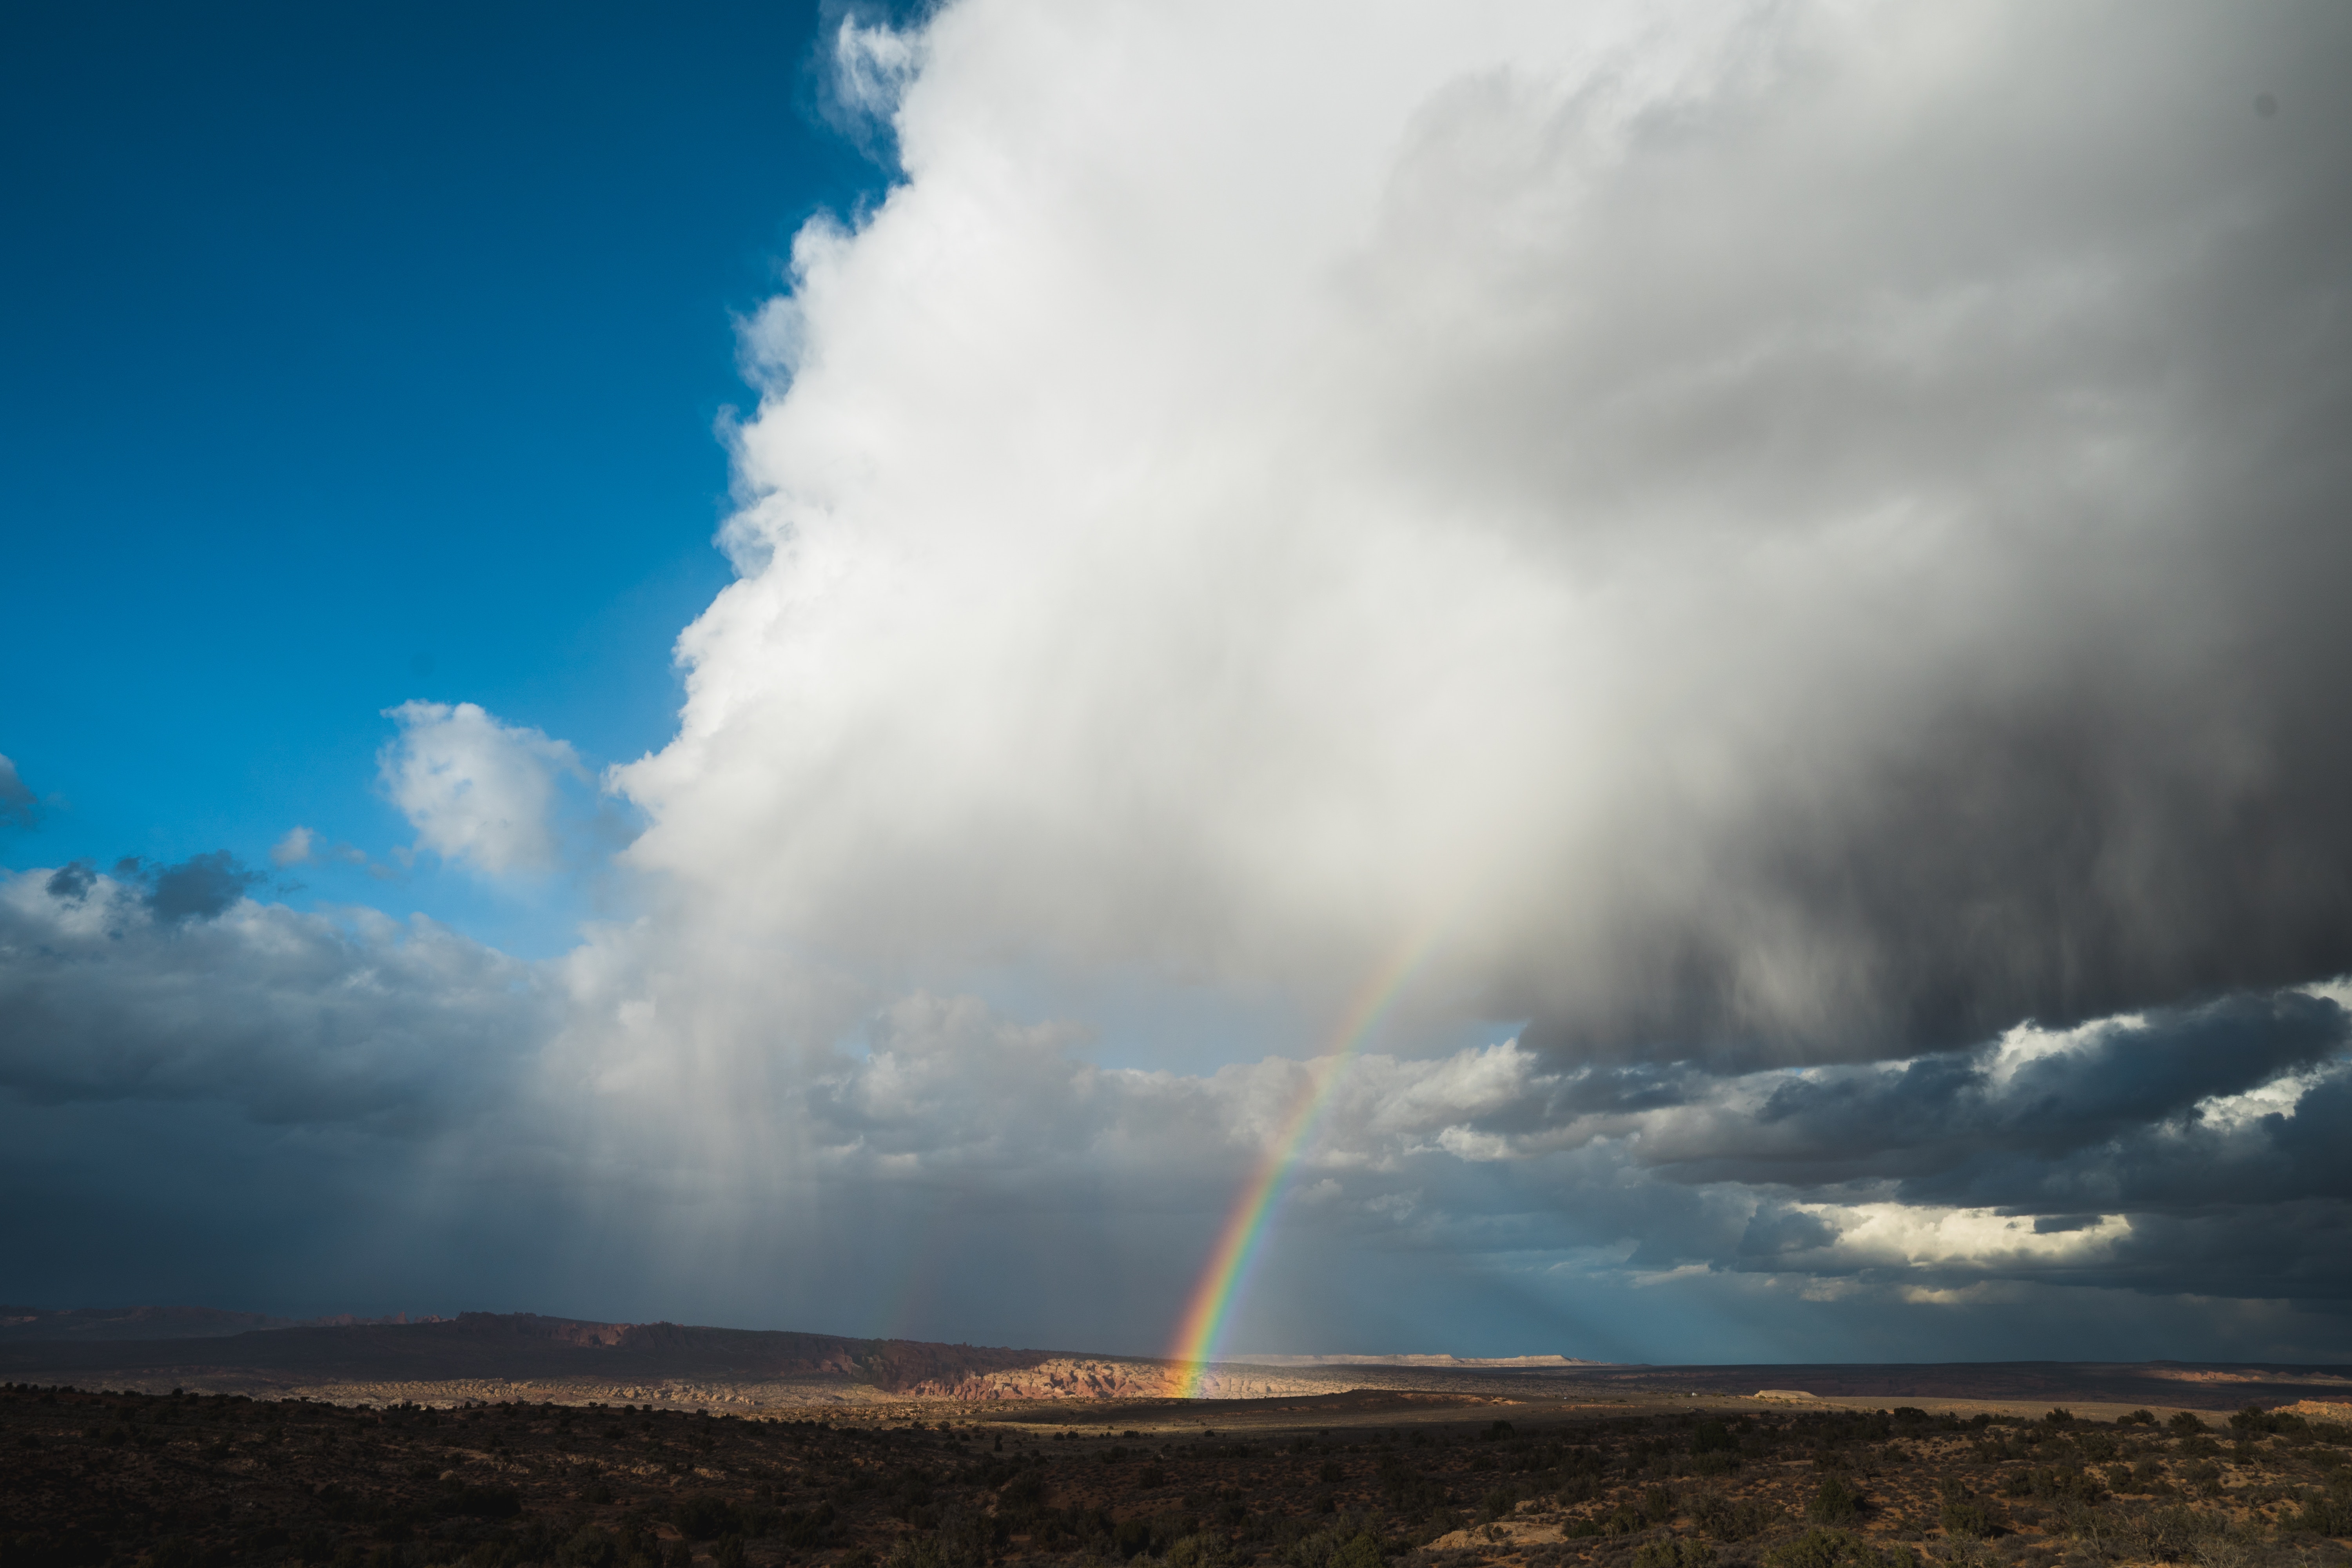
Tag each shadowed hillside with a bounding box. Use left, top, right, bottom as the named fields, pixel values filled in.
left=0, top=1312, right=1072, bottom=1395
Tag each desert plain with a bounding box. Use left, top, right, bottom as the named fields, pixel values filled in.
left=4, top=1311, right=2352, bottom=1568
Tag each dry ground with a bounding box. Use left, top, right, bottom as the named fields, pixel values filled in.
left=4, top=1382, right=2348, bottom=1568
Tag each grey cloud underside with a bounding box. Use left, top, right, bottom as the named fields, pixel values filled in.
left=1640, top=993, right=2351, bottom=1195
left=1410, top=6, right=2352, bottom=1062
left=0, top=868, right=544, bottom=1133
left=9, top=2, right=2352, bottom=1355
left=4, top=858, right=2347, bottom=1330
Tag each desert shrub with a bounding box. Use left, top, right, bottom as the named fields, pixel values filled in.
left=2120, top=1504, right=2203, bottom=1562
left=1764, top=1529, right=1915, bottom=1568
left=775, top=1501, right=838, bottom=1548
left=1692, top=1423, right=1735, bottom=1456
left=1643, top=1486, right=1680, bottom=1525
left=1690, top=1492, right=1777, bottom=1541
left=1479, top=1489, right=1518, bottom=1523
left=713, top=1537, right=747, bottom=1568
left=2229, top=1405, right=2282, bottom=1434
left=1602, top=1504, right=1646, bottom=1537
left=2122, top=1410, right=2158, bottom=1426
left=2045, top=1411, right=2076, bottom=1427
left=2298, top=1480, right=2352, bottom=1537
left=671, top=1495, right=740, bottom=1541
left=1164, top=1535, right=1227, bottom=1568
left=559, top=1526, right=619, bottom=1568
left=1766, top=1528, right=1860, bottom=1568
left=1940, top=1500, right=1993, bottom=1539
left=1633, top=1539, right=1717, bottom=1568
left=443, top=1485, right=523, bottom=1520
left=1808, top=1477, right=1861, bottom=1524
left=2170, top=1413, right=2208, bottom=1435
left=2076, top=1432, right=2119, bottom=1462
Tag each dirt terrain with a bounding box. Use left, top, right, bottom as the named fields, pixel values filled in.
left=5, top=1377, right=2350, bottom=1568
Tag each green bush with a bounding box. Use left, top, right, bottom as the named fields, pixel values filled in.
left=1808, top=1477, right=1860, bottom=1524
left=671, top=1494, right=740, bottom=1541
left=1764, top=1528, right=1916, bottom=1568
left=1634, top=1539, right=1717, bottom=1568
left=2298, top=1487, right=2352, bottom=1537
left=559, top=1526, right=618, bottom=1568
left=1690, top=1493, right=1777, bottom=1541
left=1691, top=1422, right=1736, bottom=1456
left=1939, top=1499, right=1992, bottom=1539
left=2168, top=1412, right=2207, bottom=1434
left=1765, top=1528, right=1859, bottom=1568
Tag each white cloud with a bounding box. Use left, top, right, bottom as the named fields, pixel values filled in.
left=13, top=0, right=2352, bottom=1358
left=379, top=701, right=582, bottom=877
left=617, top=0, right=2352, bottom=1067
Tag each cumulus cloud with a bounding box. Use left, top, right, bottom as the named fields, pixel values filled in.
left=0, top=864, right=546, bottom=1130
left=379, top=701, right=583, bottom=877
left=9, top=0, right=2351, bottom=1356
left=622, top=0, right=2352, bottom=1069
left=571, top=0, right=2352, bottom=1345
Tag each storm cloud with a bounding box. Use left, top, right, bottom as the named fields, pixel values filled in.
left=5, top=0, right=2350, bottom=1357
left=622, top=0, right=2352, bottom=1067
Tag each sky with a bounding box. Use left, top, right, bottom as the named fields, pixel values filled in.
left=4, top=0, right=2351, bottom=1367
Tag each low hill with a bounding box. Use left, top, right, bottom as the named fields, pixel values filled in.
left=0, top=1311, right=1070, bottom=1394
left=0, top=1305, right=294, bottom=1343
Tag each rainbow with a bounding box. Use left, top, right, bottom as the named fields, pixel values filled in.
left=1165, top=929, right=1442, bottom=1397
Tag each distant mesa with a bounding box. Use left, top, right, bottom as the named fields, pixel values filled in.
left=2, top=1309, right=2348, bottom=1416
left=1240, top=1354, right=1610, bottom=1368
left=0, top=1305, right=293, bottom=1343
left=0, top=1305, right=446, bottom=1343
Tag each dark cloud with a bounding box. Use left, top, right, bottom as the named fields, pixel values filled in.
left=1621, top=989, right=2347, bottom=1192
left=0, top=868, right=546, bottom=1133
left=43, top=861, right=94, bottom=902
left=128, top=851, right=267, bottom=924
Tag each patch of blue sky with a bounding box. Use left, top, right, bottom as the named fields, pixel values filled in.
left=0, top=0, right=889, bottom=950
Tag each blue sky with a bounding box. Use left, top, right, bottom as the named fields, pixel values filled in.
left=4, top=1, right=2351, bottom=1363
left=3, top=0, right=878, bottom=955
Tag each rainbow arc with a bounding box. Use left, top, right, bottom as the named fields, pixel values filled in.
left=1164, top=926, right=1445, bottom=1397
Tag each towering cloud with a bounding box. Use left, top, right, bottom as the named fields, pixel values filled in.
left=6, top=0, right=2349, bottom=1354
left=619, top=0, right=2352, bottom=1064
